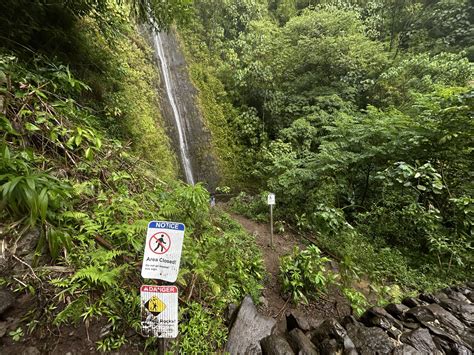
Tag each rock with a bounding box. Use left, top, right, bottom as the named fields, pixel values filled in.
left=445, top=289, right=470, bottom=303
left=359, top=307, right=403, bottom=331
left=319, top=338, right=340, bottom=354
left=402, top=297, right=426, bottom=308
left=0, top=289, right=14, bottom=316
left=0, top=321, right=7, bottom=337
left=400, top=328, right=440, bottom=354
left=226, top=296, right=276, bottom=355
left=260, top=334, right=294, bottom=355
left=342, top=316, right=397, bottom=355
left=286, top=311, right=311, bottom=332
left=439, top=298, right=474, bottom=327
left=386, top=325, right=403, bottom=340
left=311, top=318, right=356, bottom=354
left=400, top=321, right=420, bottom=330
left=434, top=291, right=450, bottom=301
left=273, top=317, right=288, bottom=336
left=419, top=293, right=440, bottom=304
left=224, top=303, right=238, bottom=326
left=452, top=285, right=472, bottom=296
left=407, top=304, right=474, bottom=349
left=432, top=335, right=472, bottom=354
left=391, top=344, right=419, bottom=354
left=259, top=296, right=269, bottom=308
left=288, top=328, right=319, bottom=355
left=385, top=303, right=410, bottom=320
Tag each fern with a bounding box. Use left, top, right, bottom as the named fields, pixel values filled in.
left=53, top=295, right=88, bottom=326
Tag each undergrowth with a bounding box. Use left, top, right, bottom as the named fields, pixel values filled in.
left=0, top=47, right=264, bottom=352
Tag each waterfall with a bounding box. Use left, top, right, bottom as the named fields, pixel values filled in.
left=152, top=30, right=195, bottom=185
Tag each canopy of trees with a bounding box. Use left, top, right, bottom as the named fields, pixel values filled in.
left=182, top=0, right=473, bottom=290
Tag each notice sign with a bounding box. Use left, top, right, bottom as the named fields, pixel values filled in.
left=141, top=221, right=185, bottom=282
left=267, top=193, right=275, bottom=205
left=141, top=285, right=178, bottom=338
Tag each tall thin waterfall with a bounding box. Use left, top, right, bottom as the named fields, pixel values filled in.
left=152, top=31, right=195, bottom=185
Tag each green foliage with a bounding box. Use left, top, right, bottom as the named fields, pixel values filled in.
left=180, top=211, right=265, bottom=306
left=342, top=288, right=368, bottom=317
left=229, top=191, right=269, bottom=221
left=280, top=245, right=334, bottom=304
left=177, top=302, right=227, bottom=353
left=9, top=327, right=24, bottom=342
left=374, top=52, right=472, bottom=106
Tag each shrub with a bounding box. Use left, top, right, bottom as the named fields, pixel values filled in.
left=279, top=245, right=334, bottom=304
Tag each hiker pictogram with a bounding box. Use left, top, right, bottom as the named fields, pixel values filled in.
left=149, top=232, right=171, bottom=254
left=145, top=295, right=167, bottom=316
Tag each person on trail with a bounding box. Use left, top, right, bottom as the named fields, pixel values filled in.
left=154, top=234, right=167, bottom=252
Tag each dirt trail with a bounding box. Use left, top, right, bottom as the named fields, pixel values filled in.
left=227, top=211, right=351, bottom=325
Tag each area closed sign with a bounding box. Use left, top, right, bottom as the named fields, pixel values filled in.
left=141, top=221, right=185, bottom=282
left=141, top=285, right=178, bottom=338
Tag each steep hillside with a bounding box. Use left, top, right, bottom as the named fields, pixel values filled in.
left=0, top=2, right=264, bottom=353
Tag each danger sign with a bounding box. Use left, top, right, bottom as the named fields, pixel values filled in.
left=141, top=285, right=178, bottom=338
left=141, top=221, right=185, bottom=282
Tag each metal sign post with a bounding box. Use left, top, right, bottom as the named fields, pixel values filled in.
left=267, top=193, right=275, bottom=248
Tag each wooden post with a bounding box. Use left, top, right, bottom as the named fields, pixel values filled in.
left=158, top=338, right=166, bottom=355
left=270, top=203, right=274, bottom=248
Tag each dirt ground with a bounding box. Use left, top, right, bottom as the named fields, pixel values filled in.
left=227, top=211, right=352, bottom=325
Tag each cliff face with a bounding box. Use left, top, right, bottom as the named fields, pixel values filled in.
left=149, top=28, right=220, bottom=190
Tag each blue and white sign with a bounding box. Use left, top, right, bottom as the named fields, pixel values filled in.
left=141, top=221, right=185, bottom=282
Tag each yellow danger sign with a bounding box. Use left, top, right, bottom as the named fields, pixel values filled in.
left=147, top=295, right=166, bottom=315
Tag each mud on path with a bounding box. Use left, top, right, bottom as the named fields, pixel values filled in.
left=226, top=210, right=351, bottom=326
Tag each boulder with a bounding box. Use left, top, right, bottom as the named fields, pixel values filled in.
left=0, top=289, right=14, bottom=316
left=385, top=303, right=410, bottom=320
left=444, top=289, right=470, bottom=303
left=225, top=296, right=276, bottom=355
left=286, top=311, right=311, bottom=332
left=342, top=316, right=397, bottom=355
left=400, top=328, right=441, bottom=354
left=452, top=285, right=472, bottom=296
left=439, top=298, right=474, bottom=327
left=288, top=328, right=319, bottom=355
left=400, top=321, right=420, bottom=330
left=391, top=344, right=419, bottom=354
left=432, top=335, right=472, bottom=354
left=273, top=317, right=289, bottom=336
left=407, top=304, right=474, bottom=349
left=359, top=307, right=403, bottom=331
left=260, top=334, right=294, bottom=355
left=319, top=338, right=341, bottom=354
left=419, top=293, right=440, bottom=304
left=311, top=318, right=356, bottom=354
left=402, top=297, right=426, bottom=308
